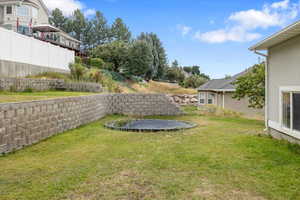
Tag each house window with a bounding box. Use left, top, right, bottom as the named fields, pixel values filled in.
left=281, top=91, right=300, bottom=133
left=32, top=7, right=38, bottom=18
left=208, top=93, right=214, bottom=104
left=6, top=6, right=12, bottom=14
left=17, top=5, right=29, bottom=17
left=199, top=93, right=206, bottom=105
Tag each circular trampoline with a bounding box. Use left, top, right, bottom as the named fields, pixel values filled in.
left=105, top=119, right=197, bottom=132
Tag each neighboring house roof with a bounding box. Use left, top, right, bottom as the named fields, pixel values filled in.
left=198, top=68, right=252, bottom=92
left=250, top=19, right=300, bottom=51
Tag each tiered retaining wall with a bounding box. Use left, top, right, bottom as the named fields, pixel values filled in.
left=0, top=94, right=183, bottom=154
left=0, top=78, right=102, bottom=93
left=107, top=94, right=182, bottom=116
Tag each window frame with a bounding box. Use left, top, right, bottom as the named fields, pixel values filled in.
left=16, top=5, right=30, bottom=17
left=207, top=93, right=215, bottom=105
left=199, top=92, right=206, bottom=105
left=32, top=7, right=38, bottom=18
left=6, top=6, right=12, bottom=15
left=279, top=86, right=300, bottom=138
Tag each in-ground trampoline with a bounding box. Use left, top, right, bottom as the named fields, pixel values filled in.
left=105, top=119, right=197, bottom=132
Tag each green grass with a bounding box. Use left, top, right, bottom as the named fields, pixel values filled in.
left=0, top=91, right=97, bottom=103
left=0, top=110, right=300, bottom=200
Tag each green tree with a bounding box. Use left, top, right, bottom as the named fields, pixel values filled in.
left=90, top=41, right=129, bottom=72
left=182, top=75, right=209, bottom=88
left=70, top=9, right=86, bottom=41
left=183, top=66, right=192, bottom=74
left=82, top=20, right=94, bottom=50
left=92, top=11, right=110, bottom=47
left=111, top=18, right=132, bottom=43
left=191, top=66, right=201, bottom=75
left=137, top=33, right=168, bottom=79
left=233, top=63, right=265, bottom=109
left=165, top=66, right=185, bottom=83
left=172, top=60, right=179, bottom=68
left=123, top=40, right=152, bottom=78
left=49, top=8, right=68, bottom=31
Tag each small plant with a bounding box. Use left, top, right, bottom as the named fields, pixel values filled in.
left=23, top=88, right=34, bottom=93
left=199, top=105, right=242, bottom=118
left=90, top=58, right=106, bottom=69
left=75, top=56, right=82, bottom=64
left=26, top=72, right=70, bottom=80
left=69, top=63, right=86, bottom=81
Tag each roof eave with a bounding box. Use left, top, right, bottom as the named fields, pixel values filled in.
left=249, top=20, right=300, bottom=51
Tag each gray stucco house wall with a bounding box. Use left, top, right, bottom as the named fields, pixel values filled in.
left=250, top=20, right=300, bottom=144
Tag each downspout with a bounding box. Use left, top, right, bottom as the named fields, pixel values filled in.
left=254, top=50, right=268, bottom=130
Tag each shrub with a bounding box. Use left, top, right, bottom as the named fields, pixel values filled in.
left=85, top=68, right=121, bottom=93
left=69, top=63, right=86, bottom=81
left=198, top=105, right=242, bottom=118
left=26, top=72, right=70, bottom=80
left=90, top=58, right=106, bottom=69
left=75, top=56, right=82, bottom=64
left=182, top=75, right=208, bottom=88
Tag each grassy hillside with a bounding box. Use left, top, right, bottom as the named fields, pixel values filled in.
left=119, top=81, right=197, bottom=94
left=27, top=72, right=197, bottom=95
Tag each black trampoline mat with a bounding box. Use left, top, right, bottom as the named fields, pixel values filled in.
left=105, top=119, right=197, bottom=132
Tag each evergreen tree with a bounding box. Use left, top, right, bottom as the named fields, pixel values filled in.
left=49, top=8, right=68, bottom=31
left=111, top=18, right=132, bottom=43
left=82, top=20, right=94, bottom=50
left=172, top=60, right=179, bottom=68
left=92, top=11, right=110, bottom=47
left=124, top=40, right=152, bottom=78
left=70, top=9, right=86, bottom=41
left=137, top=32, right=168, bottom=80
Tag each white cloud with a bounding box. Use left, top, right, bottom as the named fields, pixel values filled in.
left=176, top=24, right=192, bottom=36
left=271, top=0, right=290, bottom=9
left=84, top=9, right=96, bottom=17
left=44, top=0, right=84, bottom=16
left=195, top=0, right=300, bottom=43
left=195, top=27, right=261, bottom=43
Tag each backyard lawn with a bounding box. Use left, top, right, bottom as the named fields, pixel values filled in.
left=0, top=107, right=300, bottom=200
left=0, top=91, right=97, bottom=103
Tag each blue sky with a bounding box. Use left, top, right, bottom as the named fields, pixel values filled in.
left=45, top=0, right=300, bottom=78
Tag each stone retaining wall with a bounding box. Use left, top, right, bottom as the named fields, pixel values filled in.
left=0, top=94, right=182, bottom=154
left=0, top=77, right=102, bottom=93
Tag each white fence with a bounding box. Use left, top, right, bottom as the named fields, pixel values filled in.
left=0, top=27, right=74, bottom=71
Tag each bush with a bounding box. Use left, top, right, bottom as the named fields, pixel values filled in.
left=182, top=75, right=208, bottom=88
left=90, top=58, right=106, bottom=69
left=69, top=63, right=86, bottom=81
left=198, top=105, right=242, bottom=118
left=26, top=72, right=70, bottom=80
left=75, top=56, right=82, bottom=64
left=85, top=68, right=121, bottom=93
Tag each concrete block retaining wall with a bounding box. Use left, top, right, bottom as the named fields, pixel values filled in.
left=0, top=94, right=182, bottom=154
left=0, top=77, right=102, bottom=93
left=107, top=94, right=183, bottom=116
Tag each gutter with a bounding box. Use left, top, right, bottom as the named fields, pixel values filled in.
left=253, top=50, right=268, bottom=131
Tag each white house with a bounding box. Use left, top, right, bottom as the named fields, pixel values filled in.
left=0, top=0, right=79, bottom=77
left=0, top=0, right=81, bottom=52
left=250, top=20, right=300, bottom=144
